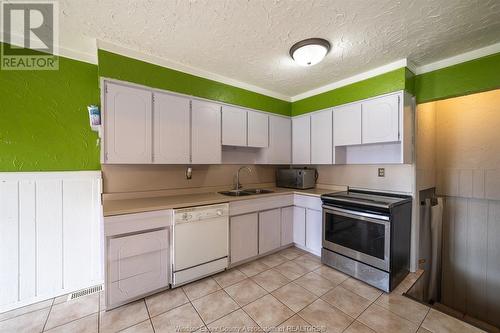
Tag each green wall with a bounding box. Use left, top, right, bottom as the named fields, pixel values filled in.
left=0, top=44, right=100, bottom=171
left=291, top=67, right=409, bottom=116
left=98, top=49, right=291, bottom=116
left=415, top=52, right=500, bottom=104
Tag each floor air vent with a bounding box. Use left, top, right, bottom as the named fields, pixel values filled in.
left=67, top=285, right=103, bottom=301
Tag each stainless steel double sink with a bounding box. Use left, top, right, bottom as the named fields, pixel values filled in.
left=218, top=188, right=274, bottom=196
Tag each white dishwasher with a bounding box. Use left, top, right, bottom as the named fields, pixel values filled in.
left=172, top=203, right=229, bottom=286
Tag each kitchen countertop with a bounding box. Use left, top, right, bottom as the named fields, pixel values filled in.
left=103, top=187, right=340, bottom=216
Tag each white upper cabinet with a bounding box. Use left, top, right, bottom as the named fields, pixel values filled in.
left=362, top=93, right=400, bottom=144
left=247, top=111, right=269, bottom=148
left=311, top=110, right=333, bottom=164
left=191, top=100, right=221, bottom=164
left=222, top=105, right=247, bottom=147
left=104, top=82, right=152, bottom=164
left=333, top=103, right=362, bottom=146
left=153, top=92, right=190, bottom=164
left=259, top=115, right=291, bottom=164
left=292, top=116, right=311, bottom=164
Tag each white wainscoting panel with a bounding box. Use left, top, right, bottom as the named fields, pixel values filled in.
left=0, top=171, right=103, bottom=312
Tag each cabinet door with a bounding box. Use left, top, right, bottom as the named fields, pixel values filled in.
left=260, top=116, right=291, bottom=164
left=191, top=100, right=221, bottom=164
left=105, top=82, right=152, bottom=163
left=362, top=94, right=400, bottom=144
left=248, top=111, right=269, bottom=148
left=230, top=213, right=258, bottom=264
left=292, top=116, right=311, bottom=164
left=258, top=209, right=281, bottom=254
left=293, top=206, right=306, bottom=247
left=107, top=229, right=169, bottom=308
left=281, top=207, right=294, bottom=246
left=222, top=105, right=247, bottom=146
left=333, top=103, right=361, bottom=146
left=153, top=92, right=190, bottom=164
left=305, top=209, right=322, bottom=255
left=311, top=110, right=333, bottom=164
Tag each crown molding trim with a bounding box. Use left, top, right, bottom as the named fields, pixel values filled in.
left=414, top=42, right=500, bottom=75
left=97, top=40, right=291, bottom=102
left=290, top=59, right=408, bottom=102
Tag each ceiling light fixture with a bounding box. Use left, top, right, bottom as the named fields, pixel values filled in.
left=290, top=38, right=330, bottom=66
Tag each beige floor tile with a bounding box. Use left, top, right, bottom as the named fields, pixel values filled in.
left=293, top=254, right=322, bottom=272
left=298, top=299, right=353, bottom=333
left=322, top=286, right=372, bottom=318
left=341, top=278, right=383, bottom=301
left=243, top=294, right=294, bottom=330
left=99, top=300, right=149, bottom=333
left=421, top=309, right=484, bottom=333
left=0, top=307, right=49, bottom=333
left=146, top=288, right=189, bottom=317
left=120, top=319, right=154, bottom=333
left=314, top=266, right=349, bottom=285
left=344, top=320, right=376, bottom=333
left=269, top=314, right=313, bottom=332
left=192, top=290, right=239, bottom=324
left=251, top=269, right=291, bottom=292
left=278, top=247, right=305, bottom=260
left=238, top=260, right=271, bottom=277
left=195, top=326, right=209, bottom=332
left=375, top=293, right=429, bottom=325
left=45, top=293, right=99, bottom=330
left=44, top=313, right=98, bottom=333
left=53, top=294, right=69, bottom=306
left=417, top=328, right=432, bottom=333
left=274, top=261, right=310, bottom=280
left=208, top=309, right=260, bottom=332
left=358, top=304, right=418, bottom=333
left=271, top=282, right=317, bottom=312
left=224, top=279, right=268, bottom=306
left=183, top=277, right=221, bottom=301
left=0, top=298, right=53, bottom=322
left=259, top=253, right=288, bottom=268
left=151, top=303, right=204, bottom=333
left=294, top=272, right=335, bottom=296
left=213, top=269, right=247, bottom=288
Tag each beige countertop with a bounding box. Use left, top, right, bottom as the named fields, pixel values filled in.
left=103, top=187, right=340, bottom=216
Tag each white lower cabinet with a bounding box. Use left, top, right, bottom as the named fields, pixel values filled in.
left=280, top=207, right=294, bottom=246
left=305, top=209, right=322, bottom=255
left=292, top=206, right=306, bottom=247
left=107, top=229, right=169, bottom=308
left=258, top=209, right=281, bottom=254
left=230, top=213, right=258, bottom=264
left=104, top=209, right=171, bottom=310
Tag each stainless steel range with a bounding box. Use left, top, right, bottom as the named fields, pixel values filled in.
left=320, top=189, right=412, bottom=292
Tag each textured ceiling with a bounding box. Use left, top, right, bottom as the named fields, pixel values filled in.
left=59, top=0, right=500, bottom=97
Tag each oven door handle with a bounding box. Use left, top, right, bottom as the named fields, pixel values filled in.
left=322, top=205, right=390, bottom=223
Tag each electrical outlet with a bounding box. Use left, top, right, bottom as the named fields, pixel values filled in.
left=378, top=168, right=385, bottom=177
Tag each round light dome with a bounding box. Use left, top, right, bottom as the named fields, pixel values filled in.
left=290, top=38, right=330, bottom=66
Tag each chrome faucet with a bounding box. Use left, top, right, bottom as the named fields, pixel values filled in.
left=235, top=166, right=252, bottom=190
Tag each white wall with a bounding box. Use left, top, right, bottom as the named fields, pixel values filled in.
left=417, top=89, right=500, bottom=327
left=0, top=171, right=103, bottom=312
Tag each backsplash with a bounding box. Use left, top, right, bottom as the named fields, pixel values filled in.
left=102, top=164, right=277, bottom=195
left=316, top=164, right=414, bottom=194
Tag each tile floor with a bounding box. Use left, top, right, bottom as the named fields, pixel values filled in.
left=0, top=247, right=485, bottom=333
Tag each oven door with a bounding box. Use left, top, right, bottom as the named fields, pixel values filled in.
left=322, top=206, right=390, bottom=272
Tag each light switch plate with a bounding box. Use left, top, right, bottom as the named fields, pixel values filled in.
left=378, top=168, right=385, bottom=177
